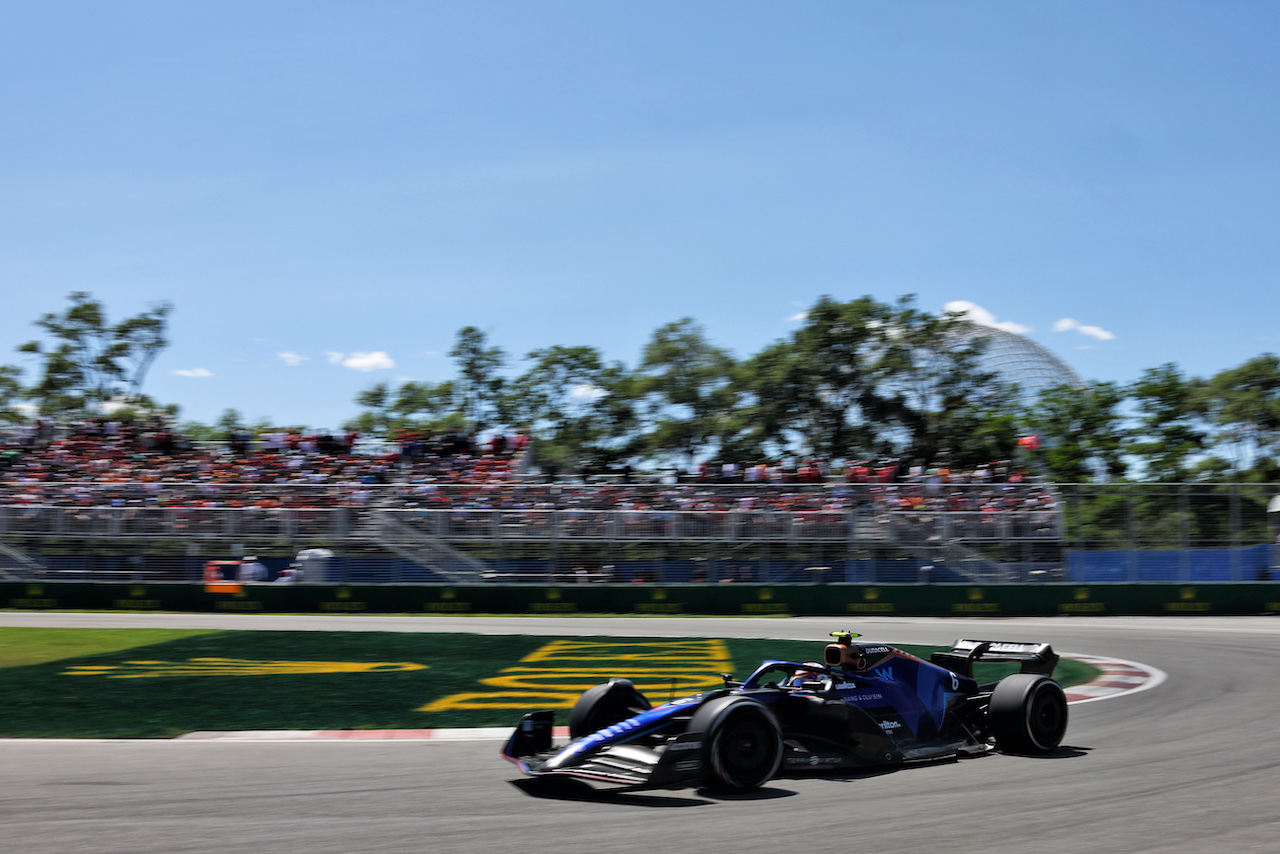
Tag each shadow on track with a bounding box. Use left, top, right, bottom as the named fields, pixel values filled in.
left=508, top=748, right=1089, bottom=805
left=510, top=777, right=798, bottom=807
left=1013, top=745, right=1092, bottom=760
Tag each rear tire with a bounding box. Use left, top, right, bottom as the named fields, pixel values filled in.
left=690, top=697, right=783, bottom=792
left=989, top=673, right=1068, bottom=754
left=568, top=679, right=651, bottom=739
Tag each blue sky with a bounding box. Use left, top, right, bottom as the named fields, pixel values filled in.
left=3, top=1, right=1278, bottom=431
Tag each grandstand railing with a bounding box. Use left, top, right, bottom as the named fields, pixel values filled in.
left=11, top=481, right=1278, bottom=551
left=0, top=479, right=1056, bottom=508
left=0, top=504, right=1064, bottom=545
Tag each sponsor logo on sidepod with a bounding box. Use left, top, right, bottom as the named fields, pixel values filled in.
left=786, top=755, right=842, bottom=767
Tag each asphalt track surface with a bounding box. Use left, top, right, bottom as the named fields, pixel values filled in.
left=2, top=613, right=1279, bottom=854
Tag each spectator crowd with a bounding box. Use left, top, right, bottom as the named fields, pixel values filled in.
left=0, top=417, right=1056, bottom=516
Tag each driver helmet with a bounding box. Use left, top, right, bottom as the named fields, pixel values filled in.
left=789, top=662, right=826, bottom=687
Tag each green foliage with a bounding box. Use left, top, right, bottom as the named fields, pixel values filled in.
left=0, top=364, right=24, bottom=424
left=774, top=295, right=891, bottom=460
left=1024, top=381, right=1129, bottom=482
left=635, top=318, right=739, bottom=467
left=17, top=291, right=172, bottom=418
left=449, top=326, right=507, bottom=433
left=504, top=344, right=614, bottom=469
left=876, top=299, right=1013, bottom=467
left=1200, top=354, right=1280, bottom=479
left=1124, top=364, right=1209, bottom=481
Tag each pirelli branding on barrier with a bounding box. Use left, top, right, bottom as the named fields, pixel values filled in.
left=635, top=587, right=684, bottom=614
left=2, top=581, right=1280, bottom=616
left=530, top=587, right=577, bottom=613
left=216, top=599, right=264, bottom=611
left=1059, top=587, right=1106, bottom=614
left=319, top=587, right=367, bottom=612
left=418, top=639, right=730, bottom=713
left=9, top=583, right=58, bottom=609
left=113, top=585, right=163, bottom=610
left=424, top=588, right=472, bottom=613
left=1163, top=587, right=1212, bottom=613
left=742, top=587, right=789, bottom=615
left=847, top=587, right=895, bottom=614
left=951, top=588, right=1001, bottom=615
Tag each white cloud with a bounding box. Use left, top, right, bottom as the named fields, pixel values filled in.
left=326, top=351, right=345, bottom=365
left=944, top=301, right=1031, bottom=335
left=277, top=351, right=309, bottom=367
left=1054, top=318, right=1116, bottom=341
left=172, top=368, right=213, bottom=378
left=788, top=311, right=809, bottom=322
left=336, top=351, right=396, bottom=372
left=570, top=383, right=607, bottom=400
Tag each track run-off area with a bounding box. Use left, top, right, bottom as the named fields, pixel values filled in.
left=2, top=613, right=1278, bottom=854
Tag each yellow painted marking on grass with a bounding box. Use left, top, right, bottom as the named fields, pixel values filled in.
left=418, top=639, right=730, bottom=713
left=480, top=668, right=725, bottom=693
left=520, top=639, right=730, bottom=664
left=62, top=658, right=428, bottom=679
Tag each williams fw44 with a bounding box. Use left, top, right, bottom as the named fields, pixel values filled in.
left=502, top=632, right=1068, bottom=793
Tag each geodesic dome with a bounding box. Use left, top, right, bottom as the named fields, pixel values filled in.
left=951, top=322, right=1084, bottom=401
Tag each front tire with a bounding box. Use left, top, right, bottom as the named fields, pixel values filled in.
left=988, top=673, right=1068, bottom=754
left=568, top=679, right=651, bottom=739
left=690, top=697, right=783, bottom=792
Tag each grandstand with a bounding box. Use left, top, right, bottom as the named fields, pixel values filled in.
left=0, top=475, right=1065, bottom=585
left=5, top=417, right=1271, bottom=586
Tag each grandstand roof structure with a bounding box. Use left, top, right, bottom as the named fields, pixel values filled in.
left=951, top=322, right=1084, bottom=401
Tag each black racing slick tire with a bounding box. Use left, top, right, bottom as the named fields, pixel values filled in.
left=689, top=697, right=783, bottom=793
left=988, top=673, right=1069, bottom=754
left=568, top=679, right=651, bottom=739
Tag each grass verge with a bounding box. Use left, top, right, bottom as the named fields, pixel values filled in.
left=0, top=628, right=1100, bottom=738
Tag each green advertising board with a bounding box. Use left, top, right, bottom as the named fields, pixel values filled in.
left=3, top=581, right=1279, bottom=616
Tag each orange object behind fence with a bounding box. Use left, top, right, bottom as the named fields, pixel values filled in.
left=203, top=560, right=243, bottom=593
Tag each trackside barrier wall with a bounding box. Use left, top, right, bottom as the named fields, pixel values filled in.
left=3, top=582, right=1279, bottom=616
left=1067, top=545, right=1275, bottom=583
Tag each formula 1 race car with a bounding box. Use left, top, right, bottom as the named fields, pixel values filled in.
left=502, top=631, right=1068, bottom=792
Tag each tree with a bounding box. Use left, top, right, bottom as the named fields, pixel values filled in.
left=17, top=292, right=172, bottom=417
left=635, top=318, right=738, bottom=467
left=505, top=345, right=613, bottom=468
left=1124, top=363, right=1209, bottom=481
left=389, top=380, right=460, bottom=431
left=449, top=326, right=506, bottom=433
left=735, top=296, right=896, bottom=463
left=346, top=380, right=459, bottom=437
left=875, top=299, right=1012, bottom=467
left=0, top=365, right=24, bottom=424
left=1199, top=354, right=1280, bottom=480
left=1023, top=381, right=1129, bottom=482
left=346, top=327, right=505, bottom=438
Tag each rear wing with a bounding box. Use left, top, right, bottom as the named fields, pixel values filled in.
left=931, top=639, right=1058, bottom=679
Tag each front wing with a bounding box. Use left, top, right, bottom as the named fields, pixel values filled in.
left=502, top=711, right=706, bottom=789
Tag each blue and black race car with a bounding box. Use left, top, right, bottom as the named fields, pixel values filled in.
left=502, top=631, right=1069, bottom=792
